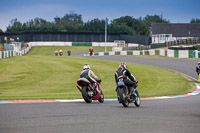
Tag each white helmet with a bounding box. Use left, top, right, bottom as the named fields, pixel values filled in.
left=83, top=64, right=90, bottom=70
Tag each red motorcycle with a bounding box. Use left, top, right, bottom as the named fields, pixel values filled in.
left=55, top=51, right=58, bottom=56
left=77, top=78, right=104, bottom=103
left=59, top=52, right=63, bottom=56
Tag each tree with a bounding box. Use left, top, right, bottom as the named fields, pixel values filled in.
left=6, top=18, right=23, bottom=32
left=0, top=28, right=3, bottom=33
left=143, top=15, right=170, bottom=36
left=190, top=18, right=200, bottom=23
left=81, top=19, right=105, bottom=32
left=56, top=12, right=84, bottom=32
left=5, top=13, right=170, bottom=36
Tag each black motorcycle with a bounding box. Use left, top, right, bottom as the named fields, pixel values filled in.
left=117, top=78, right=141, bottom=107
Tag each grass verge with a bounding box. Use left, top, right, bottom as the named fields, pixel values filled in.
left=28, top=46, right=112, bottom=56
left=0, top=46, right=195, bottom=100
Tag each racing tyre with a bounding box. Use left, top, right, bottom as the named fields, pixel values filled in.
left=134, top=90, right=141, bottom=107
left=119, top=88, right=129, bottom=107
left=98, top=90, right=104, bottom=103
left=82, top=86, right=92, bottom=103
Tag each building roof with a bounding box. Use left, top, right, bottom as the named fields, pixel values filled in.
left=151, top=23, right=200, bottom=37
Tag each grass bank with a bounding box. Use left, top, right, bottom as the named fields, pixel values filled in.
left=0, top=46, right=194, bottom=100
left=28, top=46, right=112, bottom=56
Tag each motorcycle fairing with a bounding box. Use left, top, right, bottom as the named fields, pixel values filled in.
left=77, top=78, right=92, bottom=87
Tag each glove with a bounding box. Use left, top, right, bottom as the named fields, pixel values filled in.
left=98, top=79, right=101, bottom=83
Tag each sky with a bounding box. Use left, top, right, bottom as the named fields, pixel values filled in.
left=0, top=0, right=200, bottom=31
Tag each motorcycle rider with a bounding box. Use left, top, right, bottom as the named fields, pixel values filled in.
left=115, top=63, right=138, bottom=96
left=55, top=50, right=58, bottom=56
left=89, top=47, right=93, bottom=56
left=80, top=64, right=101, bottom=90
left=59, top=49, right=63, bottom=56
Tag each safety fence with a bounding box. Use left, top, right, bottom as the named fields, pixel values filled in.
left=0, top=45, right=32, bottom=59
left=28, top=42, right=118, bottom=47
left=0, top=32, right=150, bottom=45
left=94, top=49, right=200, bottom=58
left=151, top=38, right=200, bottom=48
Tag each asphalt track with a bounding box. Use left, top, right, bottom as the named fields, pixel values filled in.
left=1, top=54, right=200, bottom=133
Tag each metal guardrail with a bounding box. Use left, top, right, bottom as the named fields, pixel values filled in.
left=166, top=38, right=200, bottom=47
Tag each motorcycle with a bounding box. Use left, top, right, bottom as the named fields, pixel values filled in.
left=89, top=51, right=93, bottom=56
left=117, top=77, right=141, bottom=107
left=55, top=52, right=58, bottom=56
left=59, top=52, right=63, bottom=56
left=77, top=78, right=104, bottom=103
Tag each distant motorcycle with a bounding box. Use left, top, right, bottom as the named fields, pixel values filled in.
left=90, top=51, right=93, bottom=56
left=117, top=77, right=141, bottom=107
left=55, top=52, right=58, bottom=56
left=77, top=78, right=104, bottom=103
left=59, top=52, right=63, bottom=56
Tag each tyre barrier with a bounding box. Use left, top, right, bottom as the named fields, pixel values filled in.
left=93, top=49, right=199, bottom=58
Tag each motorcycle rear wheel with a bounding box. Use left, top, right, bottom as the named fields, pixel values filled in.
left=82, top=86, right=92, bottom=103
left=118, top=88, right=129, bottom=107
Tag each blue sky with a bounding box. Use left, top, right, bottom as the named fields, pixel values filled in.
left=0, top=0, right=200, bottom=31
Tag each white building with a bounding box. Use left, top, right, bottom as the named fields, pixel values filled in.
left=151, top=23, right=200, bottom=44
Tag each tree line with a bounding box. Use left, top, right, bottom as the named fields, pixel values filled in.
left=1, top=12, right=200, bottom=36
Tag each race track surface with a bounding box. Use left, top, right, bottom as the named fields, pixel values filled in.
left=83, top=54, right=199, bottom=81
left=1, top=54, right=200, bottom=133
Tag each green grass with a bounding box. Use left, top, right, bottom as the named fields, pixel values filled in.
left=28, top=46, right=112, bottom=56
left=0, top=46, right=194, bottom=100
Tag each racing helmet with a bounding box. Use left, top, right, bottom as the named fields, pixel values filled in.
left=119, top=63, right=127, bottom=69
left=83, top=64, right=90, bottom=70
left=198, top=62, right=200, bottom=65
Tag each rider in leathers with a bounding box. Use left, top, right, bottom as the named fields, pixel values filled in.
left=115, top=63, right=137, bottom=96
left=80, top=64, right=101, bottom=90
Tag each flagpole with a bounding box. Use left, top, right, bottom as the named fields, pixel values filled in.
left=105, top=18, right=107, bottom=52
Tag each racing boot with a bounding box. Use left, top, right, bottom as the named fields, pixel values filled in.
left=130, top=87, right=137, bottom=97
left=92, top=83, right=97, bottom=95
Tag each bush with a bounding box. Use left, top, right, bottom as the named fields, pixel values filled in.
left=194, top=45, right=200, bottom=50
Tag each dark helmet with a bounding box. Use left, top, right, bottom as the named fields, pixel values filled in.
left=83, top=64, right=90, bottom=70
left=119, top=63, right=127, bottom=69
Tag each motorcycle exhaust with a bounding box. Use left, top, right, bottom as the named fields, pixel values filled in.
left=76, top=86, right=82, bottom=92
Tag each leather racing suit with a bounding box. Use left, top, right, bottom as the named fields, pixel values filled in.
left=115, top=66, right=137, bottom=93
left=80, top=69, right=101, bottom=90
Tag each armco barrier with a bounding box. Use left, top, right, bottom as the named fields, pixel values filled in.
left=93, top=49, right=200, bottom=58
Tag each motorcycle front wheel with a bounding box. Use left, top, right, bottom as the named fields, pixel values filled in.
left=82, top=86, right=92, bottom=103
left=134, top=90, right=141, bottom=107
left=98, top=90, right=104, bottom=103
